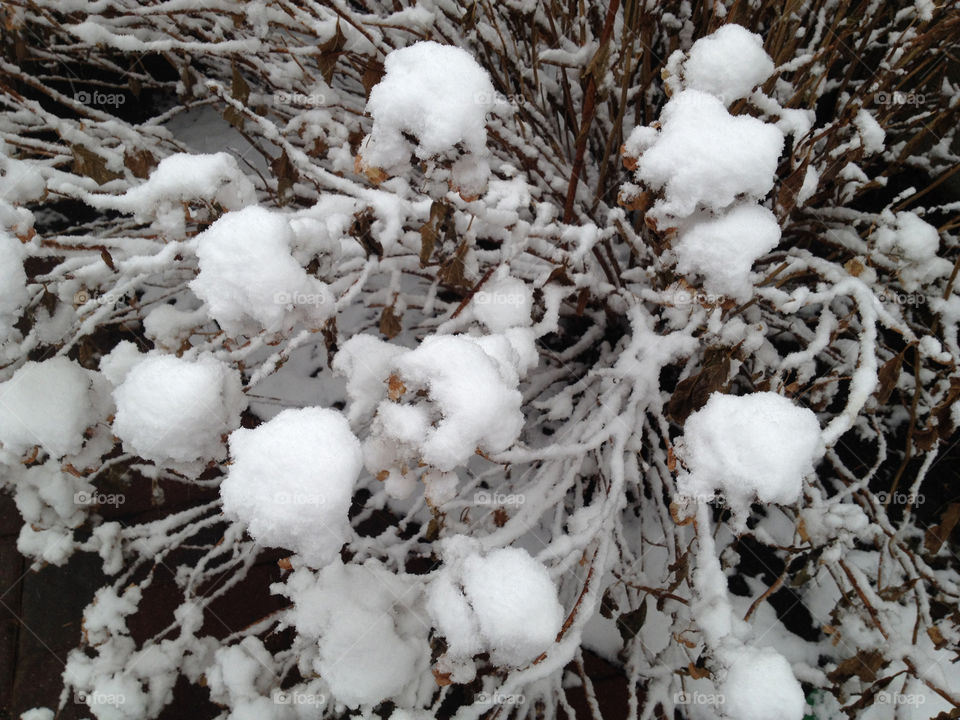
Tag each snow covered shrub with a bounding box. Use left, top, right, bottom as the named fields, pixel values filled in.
left=1, top=2, right=959, bottom=720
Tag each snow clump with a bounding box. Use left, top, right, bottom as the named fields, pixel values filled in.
left=874, top=210, right=951, bottom=291
left=675, top=392, right=823, bottom=528
left=664, top=23, right=775, bottom=104
left=361, top=41, right=496, bottom=196
left=674, top=204, right=782, bottom=301
left=190, top=205, right=335, bottom=337
left=0, top=357, right=111, bottom=460
left=277, top=559, right=431, bottom=708
left=219, top=407, right=362, bottom=567
left=111, top=351, right=245, bottom=471
left=623, top=89, right=784, bottom=222
left=87, top=152, right=256, bottom=235
left=426, top=536, right=564, bottom=680
left=0, top=229, right=28, bottom=342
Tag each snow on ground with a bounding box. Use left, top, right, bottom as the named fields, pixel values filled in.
left=219, top=407, right=362, bottom=567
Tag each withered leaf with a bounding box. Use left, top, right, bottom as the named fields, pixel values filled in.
left=100, top=248, right=116, bottom=272
left=270, top=150, right=299, bottom=204
left=317, top=21, right=346, bottom=85
left=379, top=304, right=402, bottom=339
left=72, top=146, right=122, bottom=185
left=350, top=208, right=383, bottom=258
left=438, top=241, right=470, bottom=289
left=418, top=200, right=452, bottom=267
left=666, top=347, right=731, bottom=424
left=777, top=159, right=809, bottom=217
left=924, top=503, right=960, bottom=555
left=123, top=149, right=156, bottom=179
left=874, top=351, right=903, bottom=405
left=688, top=663, right=711, bottom=680
left=224, top=63, right=250, bottom=128
left=827, top=649, right=887, bottom=684
left=546, top=264, right=575, bottom=286
left=230, top=62, right=250, bottom=104
left=387, top=374, right=406, bottom=402
left=361, top=59, right=385, bottom=98
left=616, top=596, right=647, bottom=641
left=600, top=588, right=618, bottom=618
